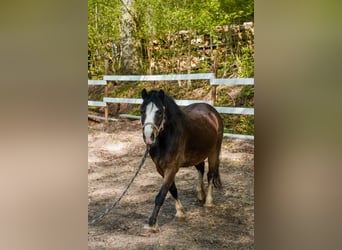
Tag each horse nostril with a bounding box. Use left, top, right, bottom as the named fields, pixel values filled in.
left=144, top=134, right=155, bottom=145
left=145, top=137, right=152, bottom=145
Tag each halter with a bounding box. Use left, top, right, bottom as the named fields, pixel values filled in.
left=141, top=106, right=166, bottom=140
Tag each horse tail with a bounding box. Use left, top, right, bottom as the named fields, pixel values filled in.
left=208, top=147, right=222, bottom=189
left=214, top=124, right=223, bottom=189
left=213, top=165, right=222, bottom=189
left=207, top=106, right=223, bottom=189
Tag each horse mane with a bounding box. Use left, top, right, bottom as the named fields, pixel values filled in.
left=162, top=92, right=185, bottom=131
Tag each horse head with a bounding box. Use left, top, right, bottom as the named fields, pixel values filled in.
left=140, top=89, right=166, bottom=145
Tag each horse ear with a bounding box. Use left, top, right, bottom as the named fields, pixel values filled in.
left=141, top=89, right=148, bottom=99
left=159, top=90, right=165, bottom=102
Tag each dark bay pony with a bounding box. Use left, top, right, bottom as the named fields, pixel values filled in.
left=140, top=89, right=223, bottom=232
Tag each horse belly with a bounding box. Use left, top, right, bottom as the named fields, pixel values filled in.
left=181, top=151, right=209, bottom=167
left=181, top=125, right=217, bottom=167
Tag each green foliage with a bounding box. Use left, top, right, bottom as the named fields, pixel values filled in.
left=218, top=0, right=254, bottom=23
left=88, top=0, right=121, bottom=77
left=236, top=46, right=254, bottom=77
left=236, top=86, right=254, bottom=107
left=222, top=114, right=254, bottom=136
left=88, top=0, right=254, bottom=135
left=88, top=0, right=254, bottom=78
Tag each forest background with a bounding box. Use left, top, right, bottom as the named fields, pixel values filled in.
left=88, top=0, right=254, bottom=135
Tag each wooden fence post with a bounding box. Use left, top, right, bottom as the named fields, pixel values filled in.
left=211, top=50, right=218, bottom=105
left=211, top=85, right=217, bottom=106
left=104, top=60, right=109, bottom=123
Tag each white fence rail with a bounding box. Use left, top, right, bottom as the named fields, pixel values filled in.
left=103, top=97, right=213, bottom=106
left=88, top=73, right=254, bottom=140
left=88, top=101, right=107, bottom=107
left=104, top=73, right=214, bottom=82
left=87, top=80, right=107, bottom=85
left=214, top=107, right=254, bottom=115
left=210, top=78, right=254, bottom=86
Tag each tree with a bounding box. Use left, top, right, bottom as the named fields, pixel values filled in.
left=120, top=0, right=140, bottom=74
left=88, top=0, right=254, bottom=77
left=88, top=0, right=121, bottom=77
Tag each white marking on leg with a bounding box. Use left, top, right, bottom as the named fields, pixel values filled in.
left=143, top=223, right=159, bottom=233
left=196, top=172, right=206, bottom=203
left=204, top=180, right=214, bottom=207
left=175, top=199, right=185, bottom=217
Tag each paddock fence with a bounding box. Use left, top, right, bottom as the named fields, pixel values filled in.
left=88, top=73, right=254, bottom=140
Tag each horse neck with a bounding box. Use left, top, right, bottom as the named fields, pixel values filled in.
left=151, top=97, right=184, bottom=154
left=163, top=97, right=184, bottom=133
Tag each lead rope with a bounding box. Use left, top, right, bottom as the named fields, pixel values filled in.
left=88, top=146, right=150, bottom=225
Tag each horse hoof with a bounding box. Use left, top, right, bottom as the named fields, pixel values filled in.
left=175, top=199, right=186, bottom=218
left=175, top=210, right=186, bottom=218
left=197, top=191, right=206, bottom=204
left=198, top=198, right=206, bottom=205
left=174, top=215, right=187, bottom=224
left=141, top=224, right=159, bottom=235
left=204, top=201, right=214, bottom=207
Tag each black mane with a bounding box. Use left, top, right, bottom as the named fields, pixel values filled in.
left=162, top=92, right=184, bottom=130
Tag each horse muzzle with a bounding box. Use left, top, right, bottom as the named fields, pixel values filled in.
left=144, top=134, right=155, bottom=145
left=142, top=122, right=159, bottom=145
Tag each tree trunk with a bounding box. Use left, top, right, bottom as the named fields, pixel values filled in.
left=120, top=0, right=139, bottom=74
left=187, top=16, right=193, bottom=88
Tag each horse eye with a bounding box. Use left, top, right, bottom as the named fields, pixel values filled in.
left=156, top=110, right=162, bottom=116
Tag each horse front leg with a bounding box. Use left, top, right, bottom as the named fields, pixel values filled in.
left=143, top=183, right=169, bottom=232
left=144, top=169, right=177, bottom=232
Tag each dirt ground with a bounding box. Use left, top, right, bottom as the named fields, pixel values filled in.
left=88, top=119, right=254, bottom=249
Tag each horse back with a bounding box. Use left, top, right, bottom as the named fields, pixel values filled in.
left=183, top=103, right=223, bottom=134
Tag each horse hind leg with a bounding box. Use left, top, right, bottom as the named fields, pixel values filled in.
left=205, top=151, right=222, bottom=207
left=169, top=181, right=185, bottom=218
left=195, top=162, right=206, bottom=204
